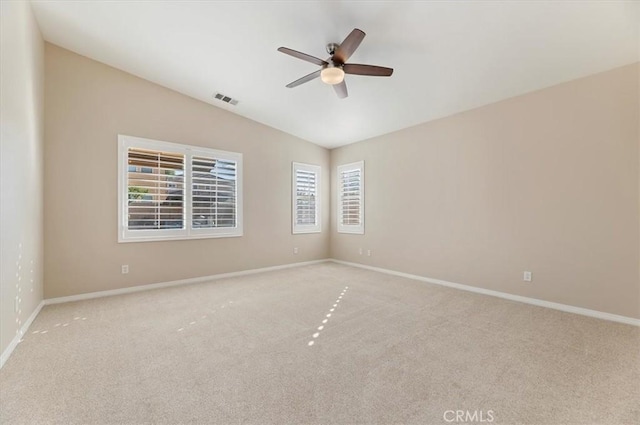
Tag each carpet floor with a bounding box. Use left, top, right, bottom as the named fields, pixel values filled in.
left=1, top=262, right=638, bottom=424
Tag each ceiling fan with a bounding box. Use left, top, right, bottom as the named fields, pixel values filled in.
left=277, top=28, right=393, bottom=99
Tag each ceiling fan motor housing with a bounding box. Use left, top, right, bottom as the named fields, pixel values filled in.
left=326, top=42, right=340, bottom=57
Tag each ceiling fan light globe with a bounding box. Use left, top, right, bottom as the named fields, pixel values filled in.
left=320, top=67, right=345, bottom=85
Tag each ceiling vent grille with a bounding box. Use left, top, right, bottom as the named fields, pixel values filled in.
left=213, top=92, right=239, bottom=106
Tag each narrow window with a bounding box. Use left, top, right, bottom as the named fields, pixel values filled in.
left=292, top=162, right=321, bottom=234
left=337, top=161, right=364, bottom=234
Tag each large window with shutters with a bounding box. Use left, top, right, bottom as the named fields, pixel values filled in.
left=337, top=161, right=364, bottom=234
left=118, top=135, right=242, bottom=242
left=292, top=162, right=321, bottom=234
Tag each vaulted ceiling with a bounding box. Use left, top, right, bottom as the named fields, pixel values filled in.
left=31, top=1, right=639, bottom=148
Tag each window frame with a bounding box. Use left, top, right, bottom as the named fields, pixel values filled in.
left=118, top=134, right=243, bottom=243
left=292, top=162, right=321, bottom=234
left=337, top=160, right=365, bottom=234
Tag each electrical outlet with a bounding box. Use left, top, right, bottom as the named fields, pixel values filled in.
left=359, top=248, right=363, bottom=255
left=523, top=271, right=532, bottom=282
left=367, top=250, right=372, bottom=257
left=293, top=247, right=299, bottom=254
left=121, top=265, right=129, bottom=274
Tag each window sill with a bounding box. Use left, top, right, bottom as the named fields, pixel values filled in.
left=118, top=232, right=243, bottom=243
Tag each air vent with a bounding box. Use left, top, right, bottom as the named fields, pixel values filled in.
left=213, top=92, right=239, bottom=106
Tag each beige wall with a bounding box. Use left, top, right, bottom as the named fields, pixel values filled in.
left=331, top=63, right=640, bottom=319
left=44, top=44, right=330, bottom=299
left=40, top=42, right=640, bottom=319
left=1, top=0, right=45, bottom=358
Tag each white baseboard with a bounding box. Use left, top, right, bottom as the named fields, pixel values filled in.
left=1, top=300, right=45, bottom=369
left=44, top=259, right=330, bottom=305
left=330, top=259, right=640, bottom=327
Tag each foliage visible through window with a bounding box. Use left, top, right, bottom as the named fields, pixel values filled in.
left=126, top=149, right=185, bottom=231
left=118, top=135, right=243, bottom=242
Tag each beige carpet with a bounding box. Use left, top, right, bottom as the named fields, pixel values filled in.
left=1, top=262, right=638, bottom=424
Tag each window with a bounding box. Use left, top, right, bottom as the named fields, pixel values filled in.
left=337, top=161, right=364, bottom=234
left=118, top=135, right=243, bottom=242
left=292, top=162, right=321, bottom=234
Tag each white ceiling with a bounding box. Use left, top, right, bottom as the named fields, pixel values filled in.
left=31, top=1, right=639, bottom=149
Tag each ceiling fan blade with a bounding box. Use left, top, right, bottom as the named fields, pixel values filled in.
left=286, top=69, right=322, bottom=88
left=333, top=29, right=365, bottom=64
left=343, top=63, right=394, bottom=77
left=333, top=80, right=348, bottom=99
left=277, top=47, right=328, bottom=66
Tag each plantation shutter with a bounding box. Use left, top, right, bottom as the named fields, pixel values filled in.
left=337, top=161, right=364, bottom=234
left=292, top=163, right=321, bottom=233
left=119, top=135, right=243, bottom=242
left=296, top=169, right=317, bottom=225
left=126, top=148, right=185, bottom=230
left=191, top=156, right=238, bottom=229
